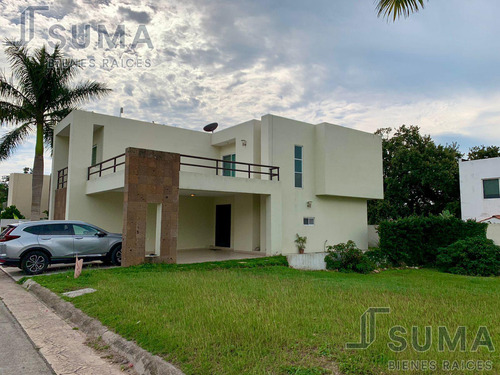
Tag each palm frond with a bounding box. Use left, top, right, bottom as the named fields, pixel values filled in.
left=53, top=81, right=111, bottom=109
left=0, top=101, right=32, bottom=125
left=0, top=122, right=32, bottom=160
left=376, top=0, right=426, bottom=21
left=0, top=74, right=31, bottom=105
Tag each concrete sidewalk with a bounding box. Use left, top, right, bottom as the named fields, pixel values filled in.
left=0, top=270, right=129, bottom=375
left=0, top=300, right=54, bottom=374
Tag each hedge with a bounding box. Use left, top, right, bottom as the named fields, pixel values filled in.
left=378, top=216, right=488, bottom=266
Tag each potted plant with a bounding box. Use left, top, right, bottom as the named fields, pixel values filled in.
left=295, top=234, right=307, bottom=254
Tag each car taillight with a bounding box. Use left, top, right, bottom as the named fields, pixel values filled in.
left=0, top=227, right=20, bottom=242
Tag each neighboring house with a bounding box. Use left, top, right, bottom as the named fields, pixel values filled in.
left=459, top=157, right=500, bottom=221
left=49, top=110, right=383, bottom=266
left=7, top=173, right=51, bottom=219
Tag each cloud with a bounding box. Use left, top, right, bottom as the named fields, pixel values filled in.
left=118, top=6, right=151, bottom=24
left=1, top=0, right=500, bottom=176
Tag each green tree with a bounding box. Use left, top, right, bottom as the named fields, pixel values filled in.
left=376, top=0, right=427, bottom=21
left=0, top=205, right=24, bottom=219
left=0, top=175, right=8, bottom=208
left=0, top=40, right=110, bottom=220
left=467, top=145, right=500, bottom=160
left=368, top=125, right=462, bottom=224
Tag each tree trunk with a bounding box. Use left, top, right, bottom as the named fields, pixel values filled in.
left=30, top=122, right=44, bottom=221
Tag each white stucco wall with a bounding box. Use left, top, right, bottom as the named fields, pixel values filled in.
left=460, top=158, right=500, bottom=221
left=260, top=115, right=379, bottom=252
left=178, top=196, right=215, bottom=250
left=7, top=173, right=50, bottom=218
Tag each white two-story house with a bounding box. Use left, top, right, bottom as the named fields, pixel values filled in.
left=50, top=110, right=383, bottom=266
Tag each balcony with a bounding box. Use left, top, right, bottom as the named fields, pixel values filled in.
left=87, top=153, right=280, bottom=181
left=83, top=153, right=281, bottom=196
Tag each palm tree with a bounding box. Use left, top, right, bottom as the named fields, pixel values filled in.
left=0, top=40, right=110, bottom=220
left=376, top=0, right=426, bottom=21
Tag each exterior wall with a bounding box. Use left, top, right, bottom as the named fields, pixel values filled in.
left=260, top=115, right=378, bottom=252
left=178, top=196, right=215, bottom=249
left=7, top=173, right=50, bottom=218
left=315, top=123, right=384, bottom=199
left=460, top=158, right=500, bottom=221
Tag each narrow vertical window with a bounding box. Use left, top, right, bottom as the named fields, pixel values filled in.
left=223, top=154, right=236, bottom=177
left=294, top=145, right=303, bottom=188
left=91, top=144, right=97, bottom=165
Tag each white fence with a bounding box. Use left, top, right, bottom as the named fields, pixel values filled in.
left=487, top=223, right=500, bottom=245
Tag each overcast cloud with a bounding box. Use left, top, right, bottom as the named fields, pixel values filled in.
left=0, top=0, right=499, bottom=175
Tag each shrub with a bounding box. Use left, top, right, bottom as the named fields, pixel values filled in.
left=0, top=205, right=25, bottom=219
left=365, top=247, right=390, bottom=268
left=436, top=237, right=500, bottom=277
left=378, top=216, right=487, bottom=266
left=324, top=241, right=375, bottom=274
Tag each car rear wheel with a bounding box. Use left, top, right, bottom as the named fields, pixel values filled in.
left=110, top=244, right=122, bottom=266
left=21, top=251, right=49, bottom=275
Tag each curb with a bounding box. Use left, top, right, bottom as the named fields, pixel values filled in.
left=22, top=279, right=183, bottom=375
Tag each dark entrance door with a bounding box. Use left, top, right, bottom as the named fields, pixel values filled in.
left=215, top=204, right=231, bottom=247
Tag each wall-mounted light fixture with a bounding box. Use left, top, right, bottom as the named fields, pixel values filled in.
left=307, top=201, right=312, bottom=208
left=241, top=139, right=247, bottom=147
left=190, top=194, right=196, bottom=197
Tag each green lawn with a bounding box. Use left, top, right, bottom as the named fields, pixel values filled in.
left=34, top=258, right=499, bottom=375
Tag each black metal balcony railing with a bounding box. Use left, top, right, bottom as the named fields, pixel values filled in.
left=57, top=167, right=68, bottom=189
left=179, top=154, right=280, bottom=181
left=86, top=153, right=280, bottom=181
left=88, top=153, right=126, bottom=179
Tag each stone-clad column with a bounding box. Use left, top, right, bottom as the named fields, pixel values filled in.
left=122, top=148, right=180, bottom=267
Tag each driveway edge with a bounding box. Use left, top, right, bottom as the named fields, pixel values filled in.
left=22, top=279, right=184, bottom=375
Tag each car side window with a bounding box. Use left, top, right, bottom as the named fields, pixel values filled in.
left=43, top=224, right=74, bottom=236
left=73, top=224, right=99, bottom=236
left=24, top=225, right=47, bottom=235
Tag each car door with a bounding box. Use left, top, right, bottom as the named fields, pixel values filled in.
left=72, top=224, right=109, bottom=257
left=37, top=223, right=75, bottom=259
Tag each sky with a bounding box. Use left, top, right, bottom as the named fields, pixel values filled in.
left=0, top=0, right=500, bottom=176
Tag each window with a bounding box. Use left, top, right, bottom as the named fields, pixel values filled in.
left=24, top=224, right=73, bottom=235
left=91, top=144, right=97, bottom=165
left=223, top=154, right=236, bottom=177
left=303, top=217, right=315, bottom=226
left=294, top=145, right=303, bottom=188
left=73, top=224, right=100, bottom=236
left=24, top=225, right=46, bottom=235
left=483, top=179, right=500, bottom=199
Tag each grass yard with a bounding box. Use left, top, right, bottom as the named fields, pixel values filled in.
left=34, top=257, right=499, bottom=375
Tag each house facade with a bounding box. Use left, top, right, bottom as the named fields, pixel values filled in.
left=49, top=110, right=383, bottom=265
left=459, top=157, right=500, bottom=221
